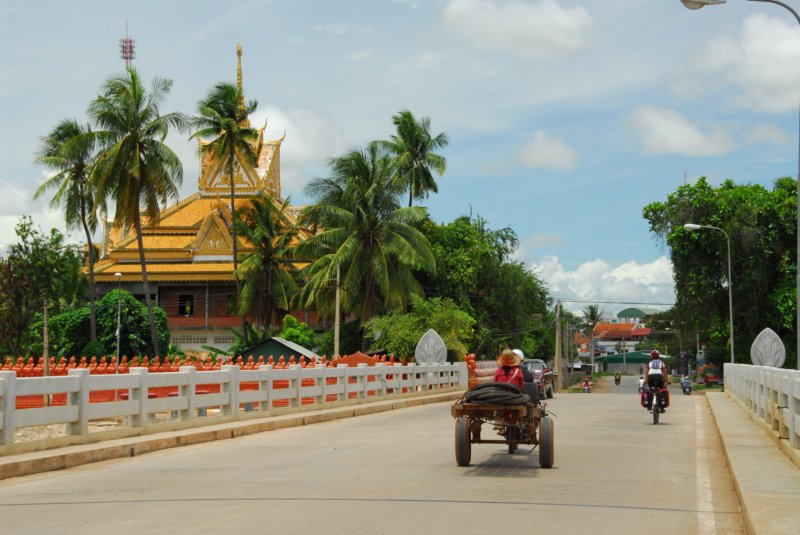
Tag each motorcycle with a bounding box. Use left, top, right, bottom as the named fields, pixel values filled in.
left=682, top=381, right=692, bottom=395
left=614, top=375, right=621, bottom=386
left=582, top=382, right=592, bottom=393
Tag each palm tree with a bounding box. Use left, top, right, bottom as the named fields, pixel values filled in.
left=234, top=192, right=300, bottom=333
left=583, top=304, right=605, bottom=334
left=34, top=119, right=99, bottom=341
left=298, top=142, right=436, bottom=338
left=89, top=68, right=187, bottom=356
left=190, top=82, right=259, bottom=340
left=381, top=109, right=448, bottom=207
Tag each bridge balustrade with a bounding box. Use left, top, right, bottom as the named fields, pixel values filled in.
left=724, top=363, right=800, bottom=459
left=0, top=362, right=467, bottom=447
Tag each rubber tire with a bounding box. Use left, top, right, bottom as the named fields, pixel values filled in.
left=455, top=416, right=472, bottom=466
left=538, top=416, right=554, bottom=468
left=507, top=427, right=518, bottom=454
left=546, top=385, right=554, bottom=399
left=653, top=406, right=660, bottom=425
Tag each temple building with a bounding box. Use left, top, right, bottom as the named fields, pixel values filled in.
left=92, top=45, right=318, bottom=352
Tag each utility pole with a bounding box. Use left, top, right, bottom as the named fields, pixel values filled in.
left=334, top=264, right=341, bottom=357
left=554, top=301, right=561, bottom=389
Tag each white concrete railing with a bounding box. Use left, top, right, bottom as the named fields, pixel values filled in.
left=724, top=363, right=800, bottom=454
left=0, top=362, right=467, bottom=446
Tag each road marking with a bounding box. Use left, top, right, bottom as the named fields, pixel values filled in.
left=696, top=398, right=717, bottom=534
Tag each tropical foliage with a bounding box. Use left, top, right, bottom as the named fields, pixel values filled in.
left=643, top=176, right=796, bottom=367
left=89, top=68, right=187, bottom=356
left=364, top=294, right=474, bottom=360
left=34, top=119, right=100, bottom=341
left=234, top=192, right=300, bottom=332
left=0, top=217, right=85, bottom=356
left=381, top=109, right=448, bottom=207
left=297, top=142, right=437, bottom=336
left=277, top=314, right=317, bottom=349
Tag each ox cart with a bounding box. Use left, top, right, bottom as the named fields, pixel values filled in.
left=451, top=382, right=554, bottom=468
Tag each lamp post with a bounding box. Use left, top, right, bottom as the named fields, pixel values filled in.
left=114, top=272, right=122, bottom=373
left=684, top=224, right=735, bottom=363
left=680, top=0, right=800, bottom=368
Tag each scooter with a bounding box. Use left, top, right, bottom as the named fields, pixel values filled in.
left=582, top=383, right=592, bottom=393
left=614, top=375, right=621, bottom=386
left=682, top=381, right=692, bottom=395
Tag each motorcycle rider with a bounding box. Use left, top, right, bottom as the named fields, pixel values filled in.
left=582, top=376, right=592, bottom=392
left=645, top=350, right=669, bottom=408
left=681, top=375, right=692, bottom=393
left=614, top=371, right=621, bottom=385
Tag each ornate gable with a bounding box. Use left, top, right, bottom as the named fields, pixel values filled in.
left=191, top=209, right=234, bottom=257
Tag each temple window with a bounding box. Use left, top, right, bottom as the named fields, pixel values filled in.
left=179, top=295, right=195, bottom=317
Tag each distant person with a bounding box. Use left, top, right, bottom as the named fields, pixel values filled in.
left=494, top=349, right=524, bottom=390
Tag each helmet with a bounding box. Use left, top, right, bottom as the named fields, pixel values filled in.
left=512, top=349, right=524, bottom=360
left=651, top=350, right=660, bottom=358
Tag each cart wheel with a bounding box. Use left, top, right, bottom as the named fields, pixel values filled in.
left=538, top=416, right=554, bottom=469
left=455, top=416, right=472, bottom=466
left=507, top=427, right=518, bottom=454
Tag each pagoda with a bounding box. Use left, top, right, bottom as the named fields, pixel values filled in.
left=92, top=45, right=317, bottom=352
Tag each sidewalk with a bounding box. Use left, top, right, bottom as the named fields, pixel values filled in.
left=706, top=392, right=800, bottom=535
left=0, top=391, right=462, bottom=481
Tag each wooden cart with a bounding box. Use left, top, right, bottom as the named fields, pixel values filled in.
left=451, top=400, right=554, bottom=468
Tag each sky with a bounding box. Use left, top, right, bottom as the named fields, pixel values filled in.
left=1, top=0, right=799, bottom=317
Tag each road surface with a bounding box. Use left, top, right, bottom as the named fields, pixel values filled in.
left=0, top=376, right=743, bottom=534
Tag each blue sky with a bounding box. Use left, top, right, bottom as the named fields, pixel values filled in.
left=1, top=0, right=799, bottom=316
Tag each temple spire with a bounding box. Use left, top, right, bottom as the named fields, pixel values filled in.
left=236, top=43, right=250, bottom=127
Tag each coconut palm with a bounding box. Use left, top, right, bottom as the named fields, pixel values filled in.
left=298, top=142, right=436, bottom=337
left=190, top=82, right=259, bottom=339
left=582, top=304, right=605, bottom=333
left=381, top=109, right=448, bottom=207
left=34, top=119, right=99, bottom=341
left=89, top=68, right=187, bottom=356
left=234, top=192, right=300, bottom=333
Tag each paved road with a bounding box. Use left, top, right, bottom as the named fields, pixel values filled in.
left=0, top=377, right=743, bottom=534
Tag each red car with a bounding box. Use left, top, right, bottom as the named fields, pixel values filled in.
left=522, top=359, right=555, bottom=399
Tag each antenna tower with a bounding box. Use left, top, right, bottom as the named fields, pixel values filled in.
left=120, top=19, right=135, bottom=69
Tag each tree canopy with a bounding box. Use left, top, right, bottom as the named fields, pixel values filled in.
left=643, top=176, right=796, bottom=367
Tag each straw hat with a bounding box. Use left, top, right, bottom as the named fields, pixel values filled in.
left=496, top=348, right=522, bottom=367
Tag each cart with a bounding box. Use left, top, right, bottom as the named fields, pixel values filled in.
left=451, top=384, right=554, bottom=468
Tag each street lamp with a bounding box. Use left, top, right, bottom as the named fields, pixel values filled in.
left=680, top=0, right=800, bottom=367
left=684, top=224, right=735, bottom=363
left=114, top=272, right=122, bottom=373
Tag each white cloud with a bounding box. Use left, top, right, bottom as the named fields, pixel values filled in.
left=627, top=106, right=736, bottom=157
left=255, top=107, right=349, bottom=197
left=346, top=50, right=373, bottom=61
left=313, top=23, right=350, bottom=35
left=532, top=255, right=675, bottom=316
left=443, top=0, right=594, bottom=61
left=683, top=14, right=800, bottom=113
left=390, top=51, right=450, bottom=73
left=745, top=123, right=791, bottom=146
left=518, top=130, right=577, bottom=170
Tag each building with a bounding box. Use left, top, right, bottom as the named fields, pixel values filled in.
left=91, top=45, right=318, bottom=352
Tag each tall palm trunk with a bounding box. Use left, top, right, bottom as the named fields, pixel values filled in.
left=80, top=199, right=97, bottom=341
left=227, top=159, right=247, bottom=344
left=360, top=258, right=375, bottom=350
left=134, top=204, right=161, bottom=356
left=264, top=270, right=274, bottom=333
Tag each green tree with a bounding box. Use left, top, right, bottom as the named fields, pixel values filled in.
left=582, top=304, right=604, bottom=335
left=42, top=289, right=170, bottom=358
left=364, top=294, right=475, bottom=360
left=418, top=214, right=552, bottom=358
left=381, top=109, right=448, bottom=207
left=277, top=314, right=316, bottom=349
left=298, top=142, right=437, bottom=340
left=643, top=177, right=796, bottom=367
left=0, top=217, right=85, bottom=356
left=89, top=68, right=187, bottom=357
left=191, top=82, right=259, bottom=340
left=34, top=119, right=100, bottom=341
left=235, top=192, right=300, bottom=332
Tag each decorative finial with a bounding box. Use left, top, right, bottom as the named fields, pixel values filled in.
left=236, top=42, right=246, bottom=121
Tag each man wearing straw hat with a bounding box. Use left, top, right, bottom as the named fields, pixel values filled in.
left=493, top=348, right=524, bottom=389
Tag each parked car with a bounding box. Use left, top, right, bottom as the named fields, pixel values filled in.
left=522, top=359, right=555, bottom=399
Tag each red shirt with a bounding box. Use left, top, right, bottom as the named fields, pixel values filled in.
left=494, top=366, right=524, bottom=389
